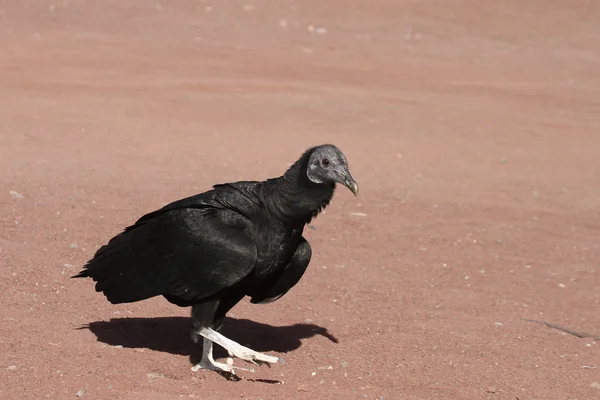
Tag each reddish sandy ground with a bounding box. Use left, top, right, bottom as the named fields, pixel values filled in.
left=1, top=1, right=600, bottom=399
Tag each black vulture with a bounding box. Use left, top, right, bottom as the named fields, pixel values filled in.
left=73, top=144, right=358, bottom=376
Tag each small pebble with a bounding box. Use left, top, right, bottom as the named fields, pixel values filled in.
left=494, top=322, right=503, bottom=327
left=350, top=212, right=367, bottom=217
left=6, top=365, right=17, bottom=371
left=591, top=382, right=600, bottom=389
left=559, top=283, right=566, bottom=288
left=70, top=243, right=78, bottom=249
left=226, top=357, right=234, bottom=366
left=9, top=190, right=24, bottom=199
left=76, top=390, right=85, bottom=397
left=112, top=345, right=123, bottom=349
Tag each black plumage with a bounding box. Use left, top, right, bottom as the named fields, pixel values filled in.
left=73, top=144, right=358, bottom=375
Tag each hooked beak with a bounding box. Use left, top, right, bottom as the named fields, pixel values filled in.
left=342, top=172, right=359, bottom=196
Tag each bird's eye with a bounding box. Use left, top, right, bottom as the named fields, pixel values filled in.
left=322, top=158, right=330, bottom=167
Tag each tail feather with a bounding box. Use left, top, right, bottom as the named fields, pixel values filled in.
left=72, top=228, right=163, bottom=304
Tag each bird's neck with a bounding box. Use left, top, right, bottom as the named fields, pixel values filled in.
left=262, top=153, right=335, bottom=226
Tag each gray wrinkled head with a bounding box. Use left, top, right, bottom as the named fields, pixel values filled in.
left=306, top=144, right=359, bottom=195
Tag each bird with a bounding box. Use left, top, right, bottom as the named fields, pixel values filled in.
left=72, top=144, right=359, bottom=377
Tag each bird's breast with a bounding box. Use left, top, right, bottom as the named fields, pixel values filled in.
left=254, top=228, right=302, bottom=278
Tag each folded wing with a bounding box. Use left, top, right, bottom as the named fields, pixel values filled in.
left=74, top=191, right=259, bottom=307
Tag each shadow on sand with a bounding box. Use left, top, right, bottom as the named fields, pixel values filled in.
left=81, top=316, right=338, bottom=368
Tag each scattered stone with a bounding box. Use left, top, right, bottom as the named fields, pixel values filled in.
left=147, top=372, right=163, bottom=380
left=112, top=345, right=123, bottom=349
left=341, top=361, right=349, bottom=368
left=591, top=382, right=600, bottom=389
left=495, top=322, right=503, bottom=327
left=9, top=190, right=24, bottom=199
left=350, top=212, right=367, bottom=217
left=69, top=243, right=78, bottom=249
left=76, top=389, right=85, bottom=397
left=558, top=283, right=566, bottom=288
left=297, top=384, right=308, bottom=392
left=6, top=365, right=17, bottom=371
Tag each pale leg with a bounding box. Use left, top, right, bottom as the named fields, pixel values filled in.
left=197, top=327, right=283, bottom=366
left=191, top=337, right=255, bottom=374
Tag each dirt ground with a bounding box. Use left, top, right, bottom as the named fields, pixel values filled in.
left=1, top=1, right=600, bottom=399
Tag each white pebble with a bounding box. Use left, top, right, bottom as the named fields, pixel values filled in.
left=9, top=190, right=24, bottom=199
left=226, top=357, right=234, bottom=366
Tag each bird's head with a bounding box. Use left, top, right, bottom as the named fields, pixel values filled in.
left=306, top=144, right=359, bottom=196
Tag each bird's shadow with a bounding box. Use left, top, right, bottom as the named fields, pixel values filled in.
left=81, top=316, right=338, bottom=367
